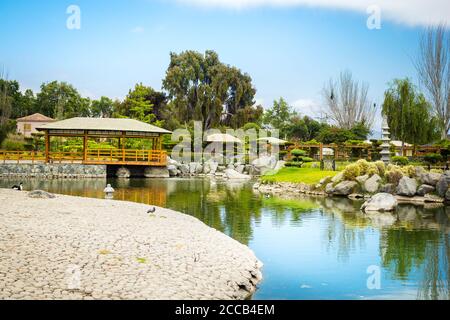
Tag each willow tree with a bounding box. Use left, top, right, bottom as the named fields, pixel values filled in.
left=382, top=79, right=438, bottom=150
left=322, top=70, right=376, bottom=130
left=415, top=24, right=450, bottom=140
left=162, top=50, right=260, bottom=130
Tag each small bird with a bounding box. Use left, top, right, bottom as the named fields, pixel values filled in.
left=147, top=207, right=156, bottom=214
left=12, top=182, right=23, bottom=191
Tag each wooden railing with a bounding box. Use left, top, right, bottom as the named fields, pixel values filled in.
left=0, top=149, right=167, bottom=166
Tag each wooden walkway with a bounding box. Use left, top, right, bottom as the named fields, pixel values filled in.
left=0, top=149, right=167, bottom=166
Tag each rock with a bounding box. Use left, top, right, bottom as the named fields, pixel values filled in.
left=319, top=176, right=332, bottom=185
left=436, top=174, right=450, bottom=197
left=396, top=176, right=417, bottom=197
left=348, top=193, right=365, bottom=200
left=209, top=160, right=219, bottom=174
left=28, top=190, right=56, bottom=199
left=361, top=193, right=398, bottom=212
left=356, top=175, right=369, bottom=184
left=420, top=172, right=441, bottom=186
left=380, top=183, right=395, bottom=194
left=235, top=164, right=245, bottom=174
left=446, top=189, right=450, bottom=201
left=116, top=167, right=130, bottom=178
left=179, top=164, right=190, bottom=175
left=364, top=174, right=381, bottom=193
left=325, top=183, right=334, bottom=194
left=224, top=169, right=251, bottom=180
left=167, top=165, right=178, bottom=177
left=189, top=162, right=202, bottom=174
left=415, top=166, right=426, bottom=177
left=424, top=194, right=444, bottom=203
left=416, top=184, right=435, bottom=196
left=144, top=167, right=170, bottom=178
left=167, top=157, right=179, bottom=166
left=251, top=155, right=277, bottom=175
left=331, top=172, right=344, bottom=183
left=333, top=181, right=358, bottom=196
left=272, top=161, right=285, bottom=173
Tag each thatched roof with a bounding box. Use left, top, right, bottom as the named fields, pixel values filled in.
left=17, top=113, right=54, bottom=122
left=37, top=117, right=171, bottom=134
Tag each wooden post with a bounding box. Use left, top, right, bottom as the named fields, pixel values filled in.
left=45, top=131, right=50, bottom=163
left=319, top=143, right=323, bottom=161
left=83, top=131, right=87, bottom=162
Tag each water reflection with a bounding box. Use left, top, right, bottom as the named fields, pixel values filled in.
left=1, top=177, right=449, bottom=300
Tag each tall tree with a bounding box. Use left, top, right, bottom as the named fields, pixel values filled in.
left=263, top=97, right=296, bottom=138
left=35, top=81, right=84, bottom=119
left=91, top=96, right=114, bottom=118
left=415, top=24, right=450, bottom=139
left=116, top=83, right=163, bottom=126
left=322, top=70, right=376, bottom=130
left=382, top=79, right=439, bottom=149
left=163, top=50, right=259, bottom=130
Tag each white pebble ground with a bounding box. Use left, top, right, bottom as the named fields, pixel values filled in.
left=0, top=189, right=262, bottom=300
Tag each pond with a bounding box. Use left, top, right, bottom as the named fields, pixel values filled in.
left=1, top=177, right=449, bottom=300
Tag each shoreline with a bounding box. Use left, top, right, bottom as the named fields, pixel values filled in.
left=0, top=188, right=262, bottom=300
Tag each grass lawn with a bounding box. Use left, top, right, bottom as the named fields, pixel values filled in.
left=261, top=167, right=339, bottom=184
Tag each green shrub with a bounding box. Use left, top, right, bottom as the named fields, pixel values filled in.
left=285, top=162, right=302, bottom=168
left=356, top=159, right=369, bottom=175
left=291, top=149, right=307, bottom=157
left=386, top=168, right=404, bottom=185
left=423, top=153, right=443, bottom=164
left=366, top=162, right=379, bottom=176
left=375, top=161, right=385, bottom=176
left=391, top=156, right=409, bottom=166
left=1, top=138, right=26, bottom=151
left=401, top=165, right=415, bottom=177
left=343, top=163, right=361, bottom=181
left=301, top=157, right=314, bottom=163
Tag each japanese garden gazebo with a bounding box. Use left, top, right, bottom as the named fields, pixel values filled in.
left=36, top=117, right=171, bottom=166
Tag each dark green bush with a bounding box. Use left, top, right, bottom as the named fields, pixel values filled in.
left=301, top=157, right=314, bottom=163
left=285, top=162, right=302, bottom=167
left=291, top=149, right=307, bottom=157
left=391, top=156, right=409, bottom=166
left=423, top=153, right=443, bottom=164
left=1, top=138, right=26, bottom=151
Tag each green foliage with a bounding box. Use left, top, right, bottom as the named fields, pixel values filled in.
left=382, top=78, right=439, bottom=146
left=343, top=163, right=361, bottom=181
left=375, top=161, right=386, bottom=176
left=386, top=166, right=404, bottom=185
left=291, top=149, right=307, bottom=157
left=284, top=161, right=302, bottom=168
left=1, top=135, right=26, bottom=150
left=163, top=50, right=261, bottom=130
left=242, top=122, right=260, bottom=131
left=401, top=165, right=416, bottom=177
left=263, top=97, right=296, bottom=138
left=317, top=122, right=369, bottom=144
left=301, top=157, right=314, bottom=163
left=391, top=156, right=409, bottom=166
left=423, top=153, right=443, bottom=164
left=356, top=159, right=369, bottom=175
left=285, top=115, right=325, bottom=141
left=261, top=167, right=338, bottom=184
left=91, top=96, right=114, bottom=118
left=366, top=162, right=380, bottom=176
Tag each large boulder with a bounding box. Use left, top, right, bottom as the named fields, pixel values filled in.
left=416, top=184, right=435, bottom=196
left=333, top=181, right=358, bottom=196
left=251, top=155, right=277, bottom=175
left=396, top=176, right=417, bottom=197
left=436, top=173, right=450, bottom=197
left=331, top=172, right=344, bottom=184
left=116, top=167, right=131, bottom=178
left=420, top=172, right=441, bottom=186
left=325, top=183, right=334, bottom=194
left=28, top=190, right=56, bottom=199
left=167, top=165, right=178, bottom=177
left=361, top=193, right=398, bottom=212
left=224, top=169, right=251, bottom=180
left=144, top=167, right=170, bottom=178
left=189, top=162, right=202, bottom=174
left=208, top=160, right=219, bottom=174
left=179, top=164, right=190, bottom=175
left=364, top=174, right=381, bottom=193
left=356, top=175, right=369, bottom=184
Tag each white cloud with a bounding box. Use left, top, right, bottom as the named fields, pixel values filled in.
left=131, top=26, right=145, bottom=33
left=175, top=0, right=450, bottom=27
left=291, top=98, right=323, bottom=119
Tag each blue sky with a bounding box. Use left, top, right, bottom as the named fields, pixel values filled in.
left=1, top=0, right=449, bottom=132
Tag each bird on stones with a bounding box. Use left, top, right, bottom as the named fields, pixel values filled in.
left=147, top=207, right=156, bottom=214
left=12, top=182, right=23, bottom=191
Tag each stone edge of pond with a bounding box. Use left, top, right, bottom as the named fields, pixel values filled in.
left=0, top=188, right=263, bottom=300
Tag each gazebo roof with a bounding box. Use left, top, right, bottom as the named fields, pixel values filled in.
left=206, top=133, right=242, bottom=143
left=37, top=117, right=171, bottom=134
left=257, top=137, right=288, bottom=145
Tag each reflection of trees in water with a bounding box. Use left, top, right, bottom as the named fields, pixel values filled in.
left=379, top=205, right=450, bottom=300
left=320, top=197, right=368, bottom=262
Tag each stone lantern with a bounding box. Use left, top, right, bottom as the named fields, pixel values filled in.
left=380, top=115, right=391, bottom=164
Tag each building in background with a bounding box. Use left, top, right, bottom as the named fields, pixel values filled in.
left=16, top=113, right=55, bottom=137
